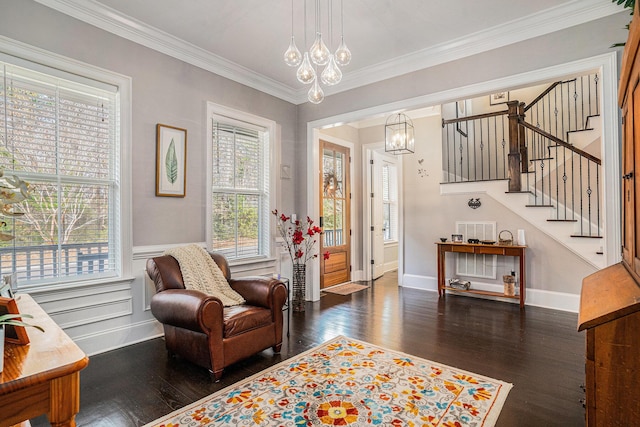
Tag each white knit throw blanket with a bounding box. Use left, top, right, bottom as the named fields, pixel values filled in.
left=164, top=244, right=245, bottom=306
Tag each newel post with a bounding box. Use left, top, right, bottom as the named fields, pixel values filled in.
left=507, top=100, right=522, bottom=192
left=518, top=102, right=528, bottom=173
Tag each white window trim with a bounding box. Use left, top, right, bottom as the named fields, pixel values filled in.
left=206, top=102, right=278, bottom=262
left=0, top=36, right=133, bottom=290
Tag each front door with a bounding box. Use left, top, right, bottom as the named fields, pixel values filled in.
left=320, top=140, right=350, bottom=288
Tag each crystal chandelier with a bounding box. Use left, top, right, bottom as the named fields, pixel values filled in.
left=284, top=0, right=351, bottom=104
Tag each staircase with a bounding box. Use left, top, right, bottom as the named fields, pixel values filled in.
left=441, top=74, right=604, bottom=269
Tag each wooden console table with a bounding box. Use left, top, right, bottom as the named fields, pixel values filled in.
left=436, top=242, right=527, bottom=308
left=0, top=294, right=89, bottom=427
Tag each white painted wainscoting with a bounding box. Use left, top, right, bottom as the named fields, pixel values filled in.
left=30, top=243, right=279, bottom=356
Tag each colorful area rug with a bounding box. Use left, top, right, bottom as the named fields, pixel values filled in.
left=145, top=336, right=512, bottom=427
left=323, top=283, right=369, bottom=295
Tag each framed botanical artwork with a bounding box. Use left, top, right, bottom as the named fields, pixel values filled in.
left=156, top=124, right=187, bottom=197
left=490, top=91, right=509, bottom=106
left=0, top=297, right=30, bottom=345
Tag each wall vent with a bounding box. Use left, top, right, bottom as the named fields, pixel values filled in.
left=455, top=221, right=497, bottom=279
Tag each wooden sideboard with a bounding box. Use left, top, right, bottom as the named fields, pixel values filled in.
left=436, top=242, right=527, bottom=308
left=0, top=294, right=89, bottom=427
left=578, top=263, right=640, bottom=425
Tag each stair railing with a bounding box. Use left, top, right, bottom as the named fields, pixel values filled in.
left=441, top=110, right=510, bottom=183
left=524, top=74, right=600, bottom=142
left=519, top=119, right=602, bottom=237
left=441, top=73, right=603, bottom=237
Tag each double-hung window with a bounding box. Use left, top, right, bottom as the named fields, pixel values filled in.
left=382, top=162, right=398, bottom=242
left=0, top=55, right=124, bottom=288
left=208, top=103, right=273, bottom=261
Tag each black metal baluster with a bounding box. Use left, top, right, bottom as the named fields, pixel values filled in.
left=593, top=74, right=600, bottom=115
left=479, top=119, right=485, bottom=180
left=494, top=115, right=498, bottom=179
left=562, top=145, right=568, bottom=220
left=587, top=162, right=592, bottom=236
left=554, top=140, right=559, bottom=219
left=467, top=120, right=471, bottom=181
left=459, top=122, right=464, bottom=181
left=553, top=86, right=559, bottom=137
left=596, top=165, right=600, bottom=236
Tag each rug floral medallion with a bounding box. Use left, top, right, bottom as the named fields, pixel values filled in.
left=147, top=336, right=512, bottom=427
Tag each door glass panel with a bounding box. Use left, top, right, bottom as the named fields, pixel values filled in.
left=323, top=149, right=335, bottom=197
left=335, top=152, right=344, bottom=197
left=335, top=199, right=344, bottom=246
left=323, top=198, right=336, bottom=246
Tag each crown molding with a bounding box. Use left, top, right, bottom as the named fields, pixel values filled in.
left=317, top=0, right=624, bottom=101
left=34, top=0, right=623, bottom=105
left=32, top=0, right=300, bottom=103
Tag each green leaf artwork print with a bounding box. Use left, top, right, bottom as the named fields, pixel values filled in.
left=165, top=138, right=178, bottom=184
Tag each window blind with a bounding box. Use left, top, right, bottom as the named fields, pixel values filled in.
left=211, top=120, right=269, bottom=260
left=382, top=163, right=398, bottom=241
left=0, top=62, right=118, bottom=286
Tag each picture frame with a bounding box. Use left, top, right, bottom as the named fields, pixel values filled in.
left=0, top=297, right=30, bottom=345
left=0, top=282, right=13, bottom=298
left=490, top=91, right=510, bottom=106
left=156, top=124, right=187, bottom=197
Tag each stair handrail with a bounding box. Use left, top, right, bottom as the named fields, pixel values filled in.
left=523, top=81, right=562, bottom=113
left=442, top=109, right=508, bottom=126
left=518, top=120, right=601, bottom=165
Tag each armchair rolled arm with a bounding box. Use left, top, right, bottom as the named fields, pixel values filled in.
left=150, top=289, right=224, bottom=333
left=230, top=277, right=287, bottom=310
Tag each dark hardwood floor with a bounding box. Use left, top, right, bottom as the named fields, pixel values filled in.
left=33, top=274, right=586, bottom=426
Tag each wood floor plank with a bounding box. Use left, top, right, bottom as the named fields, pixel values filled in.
left=31, top=274, right=586, bottom=426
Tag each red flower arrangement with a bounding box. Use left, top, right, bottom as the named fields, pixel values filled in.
left=273, top=209, right=329, bottom=267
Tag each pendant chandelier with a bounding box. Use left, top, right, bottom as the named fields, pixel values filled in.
left=385, top=113, right=415, bottom=155
left=284, top=0, right=351, bottom=104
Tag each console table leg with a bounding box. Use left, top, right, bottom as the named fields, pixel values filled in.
left=48, top=372, right=80, bottom=427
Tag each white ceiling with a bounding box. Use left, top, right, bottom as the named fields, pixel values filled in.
left=34, top=0, right=624, bottom=104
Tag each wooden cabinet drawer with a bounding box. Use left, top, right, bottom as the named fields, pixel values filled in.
left=476, top=246, right=505, bottom=255
left=450, top=245, right=474, bottom=253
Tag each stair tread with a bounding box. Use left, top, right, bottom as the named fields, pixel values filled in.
left=529, top=157, right=554, bottom=161
left=547, top=219, right=578, bottom=222
left=525, top=204, right=555, bottom=208
left=505, top=191, right=533, bottom=194
left=570, top=234, right=603, bottom=238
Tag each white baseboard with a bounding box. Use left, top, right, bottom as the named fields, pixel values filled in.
left=384, top=261, right=398, bottom=273
left=72, top=318, right=164, bottom=356
left=351, top=269, right=365, bottom=282
left=400, top=273, right=579, bottom=313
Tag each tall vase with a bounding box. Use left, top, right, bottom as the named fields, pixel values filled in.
left=292, top=263, right=306, bottom=312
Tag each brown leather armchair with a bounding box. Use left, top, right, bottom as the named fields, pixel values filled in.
left=146, top=251, right=287, bottom=380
